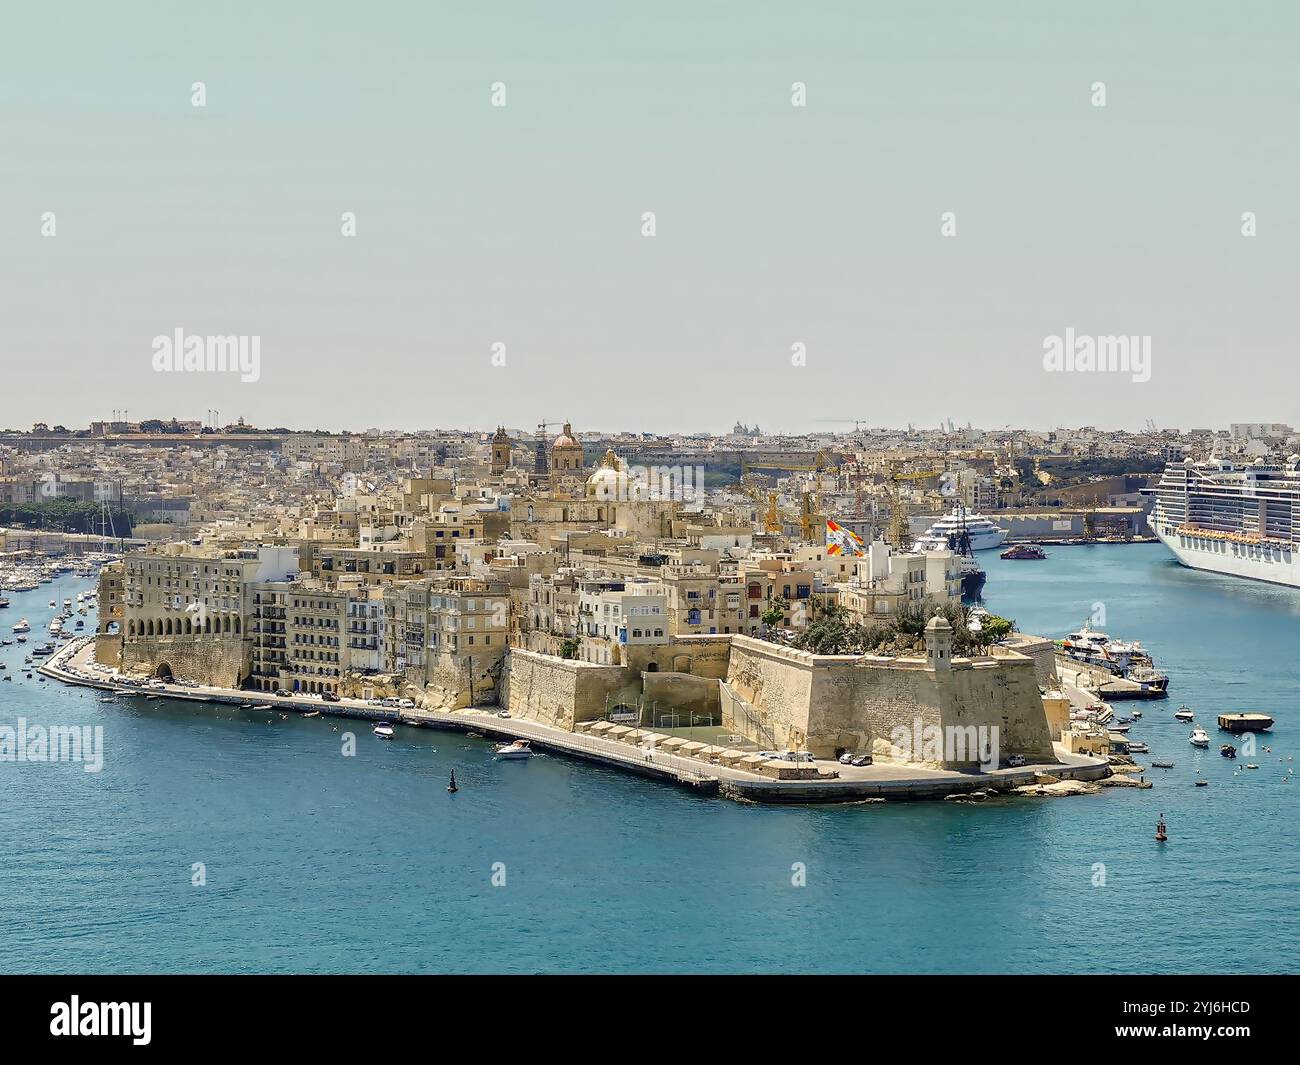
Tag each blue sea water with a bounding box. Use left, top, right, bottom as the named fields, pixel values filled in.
left=1, top=550, right=1296, bottom=974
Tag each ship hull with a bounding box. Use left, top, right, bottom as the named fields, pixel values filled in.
left=1155, top=525, right=1300, bottom=589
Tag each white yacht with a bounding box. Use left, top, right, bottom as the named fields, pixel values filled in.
left=494, top=739, right=533, bottom=760
left=373, top=723, right=395, bottom=739
left=913, top=507, right=1007, bottom=552
left=1174, top=705, right=1195, bottom=722
left=1189, top=726, right=1210, bottom=748
left=12, top=618, right=31, bottom=634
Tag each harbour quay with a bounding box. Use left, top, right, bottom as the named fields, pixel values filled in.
left=40, top=636, right=1111, bottom=805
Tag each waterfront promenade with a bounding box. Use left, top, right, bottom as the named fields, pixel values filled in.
left=39, top=637, right=1111, bottom=804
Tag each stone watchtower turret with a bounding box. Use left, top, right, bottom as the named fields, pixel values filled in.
left=925, top=613, right=953, bottom=671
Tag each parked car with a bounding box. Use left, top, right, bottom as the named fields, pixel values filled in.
left=321, top=691, right=340, bottom=703
left=850, top=753, right=872, bottom=767
left=274, top=689, right=291, bottom=698
left=783, top=751, right=816, bottom=763
left=497, top=711, right=511, bottom=719
left=397, top=698, right=415, bottom=710
left=380, top=697, right=399, bottom=708
left=1006, top=755, right=1027, bottom=767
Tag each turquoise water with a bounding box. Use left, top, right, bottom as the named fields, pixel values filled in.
left=1, top=552, right=1296, bottom=974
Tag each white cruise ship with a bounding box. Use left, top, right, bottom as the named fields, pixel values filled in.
left=1150, top=456, right=1300, bottom=588
left=913, top=507, right=1008, bottom=552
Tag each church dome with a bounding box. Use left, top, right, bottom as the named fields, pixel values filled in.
left=550, top=421, right=585, bottom=473
left=552, top=422, right=580, bottom=450
left=585, top=448, right=628, bottom=499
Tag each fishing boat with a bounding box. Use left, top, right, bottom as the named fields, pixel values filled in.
left=1174, top=706, right=1195, bottom=722
left=302, top=710, right=321, bottom=718
left=1127, top=740, right=1150, bottom=753
left=1189, top=726, right=1210, bottom=748
left=494, top=739, right=533, bottom=760
left=1151, top=760, right=1175, bottom=769
left=373, top=723, right=395, bottom=739
left=1195, top=778, right=1209, bottom=787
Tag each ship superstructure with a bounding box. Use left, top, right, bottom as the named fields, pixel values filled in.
left=1150, top=456, right=1300, bottom=587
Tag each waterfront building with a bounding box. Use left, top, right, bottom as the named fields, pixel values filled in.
left=425, top=575, right=511, bottom=707
left=118, top=544, right=299, bottom=686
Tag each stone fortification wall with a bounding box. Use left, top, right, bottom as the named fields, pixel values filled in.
left=121, top=635, right=249, bottom=688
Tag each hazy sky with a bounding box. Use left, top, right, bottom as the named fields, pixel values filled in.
left=2, top=2, right=1296, bottom=434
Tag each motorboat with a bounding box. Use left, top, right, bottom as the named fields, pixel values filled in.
left=373, top=723, right=395, bottom=739
left=1220, top=744, right=1237, bottom=759
left=1173, top=706, right=1195, bottom=722
left=1189, top=726, right=1210, bottom=748
left=1127, top=740, right=1150, bottom=753
left=495, top=739, right=533, bottom=760
left=1000, top=543, right=1047, bottom=560
left=12, top=619, right=30, bottom=633
left=1151, top=760, right=1175, bottom=769
left=302, top=710, right=321, bottom=718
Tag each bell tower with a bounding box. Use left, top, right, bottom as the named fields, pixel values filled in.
left=490, top=426, right=511, bottom=475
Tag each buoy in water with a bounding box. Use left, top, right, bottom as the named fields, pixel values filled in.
left=447, top=769, right=458, bottom=794
left=1155, top=814, right=1168, bottom=842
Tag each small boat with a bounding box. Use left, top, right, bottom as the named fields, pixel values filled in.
left=1155, top=815, right=1167, bottom=842
left=16, top=635, right=26, bottom=643
left=1000, top=543, right=1047, bottom=560
left=447, top=769, right=459, bottom=793
left=1245, top=763, right=1259, bottom=770
left=1127, top=740, right=1150, bottom=753
left=1173, top=706, right=1195, bottom=722
left=251, top=703, right=273, bottom=711
left=1151, top=760, right=1175, bottom=768
left=302, top=710, right=321, bottom=718
left=144, top=694, right=160, bottom=700
left=373, top=723, right=395, bottom=739
left=1131, top=710, right=1142, bottom=719
left=239, top=702, right=253, bottom=709
left=495, top=739, right=532, bottom=760
left=12, top=619, right=31, bottom=633
left=1189, top=726, right=1210, bottom=748
left=1195, top=778, right=1208, bottom=787
left=1220, top=744, right=1237, bottom=759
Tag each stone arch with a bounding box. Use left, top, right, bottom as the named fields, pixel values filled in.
left=223, top=615, right=231, bottom=634
left=155, top=662, right=174, bottom=682
left=234, top=616, right=241, bottom=635
left=204, top=616, right=212, bottom=634
left=671, top=655, right=692, bottom=674
left=128, top=620, right=136, bottom=638
left=645, top=661, right=659, bottom=672
left=146, top=618, right=155, bottom=637
left=184, top=617, right=193, bottom=635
